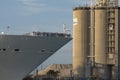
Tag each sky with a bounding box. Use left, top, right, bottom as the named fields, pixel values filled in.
left=0, top=0, right=83, bottom=34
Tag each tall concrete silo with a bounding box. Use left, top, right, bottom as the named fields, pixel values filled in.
left=94, top=7, right=107, bottom=79
left=73, top=7, right=90, bottom=79
left=95, top=7, right=107, bottom=64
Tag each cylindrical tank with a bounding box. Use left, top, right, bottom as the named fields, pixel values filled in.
left=73, top=7, right=90, bottom=79
left=94, top=7, right=107, bottom=79
left=95, top=7, right=107, bottom=64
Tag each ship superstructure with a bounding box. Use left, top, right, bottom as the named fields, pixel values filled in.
left=0, top=32, right=71, bottom=80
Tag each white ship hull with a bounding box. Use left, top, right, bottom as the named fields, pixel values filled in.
left=0, top=34, right=71, bottom=80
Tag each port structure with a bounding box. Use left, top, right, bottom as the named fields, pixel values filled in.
left=73, top=0, right=119, bottom=80
left=91, top=0, right=119, bottom=79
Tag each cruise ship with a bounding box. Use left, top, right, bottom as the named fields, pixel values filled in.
left=0, top=32, right=71, bottom=80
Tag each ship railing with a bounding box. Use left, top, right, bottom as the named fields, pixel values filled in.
left=25, top=32, right=71, bottom=38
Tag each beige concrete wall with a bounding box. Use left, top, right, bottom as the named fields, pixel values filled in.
left=95, top=8, right=107, bottom=64
left=73, top=8, right=90, bottom=78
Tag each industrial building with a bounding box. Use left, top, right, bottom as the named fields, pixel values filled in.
left=73, top=0, right=120, bottom=80
left=32, top=64, right=73, bottom=80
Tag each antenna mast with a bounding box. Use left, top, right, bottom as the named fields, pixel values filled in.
left=63, top=24, right=67, bottom=34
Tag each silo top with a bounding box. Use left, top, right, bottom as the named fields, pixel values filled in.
left=73, top=6, right=120, bottom=10
left=73, top=7, right=90, bottom=11
left=95, top=7, right=106, bottom=10
left=95, top=7, right=120, bottom=10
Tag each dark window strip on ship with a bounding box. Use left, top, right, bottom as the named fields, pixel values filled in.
left=14, top=49, right=20, bottom=52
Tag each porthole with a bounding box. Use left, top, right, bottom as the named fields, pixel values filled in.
left=3, top=49, right=6, bottom=51
left=41, top=49, right=46, bottom=52
left=15, top=49, right=20, bottom=52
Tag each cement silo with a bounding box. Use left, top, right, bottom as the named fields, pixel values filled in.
left=73, top=7, right=90, bottom=79
left=94, top=7, right=107, bottom=79
left=95, top=7, right=107, bottom=64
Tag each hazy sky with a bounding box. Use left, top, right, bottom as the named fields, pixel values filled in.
left=0, top=0, right=83, bottom=34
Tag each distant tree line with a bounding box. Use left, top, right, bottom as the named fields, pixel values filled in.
left=22, top=70, right=60, bottom=80
left=47, top=70, right=60, bottom=79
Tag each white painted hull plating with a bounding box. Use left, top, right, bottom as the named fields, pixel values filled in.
left=0, top=35, right=71, bottom=80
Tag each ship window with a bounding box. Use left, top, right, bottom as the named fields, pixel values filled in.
left=41, top=49, right=46, bottom=52
left=3, top=49, right=6, bottom=51
left=15, top=49, right=20, bottom=52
